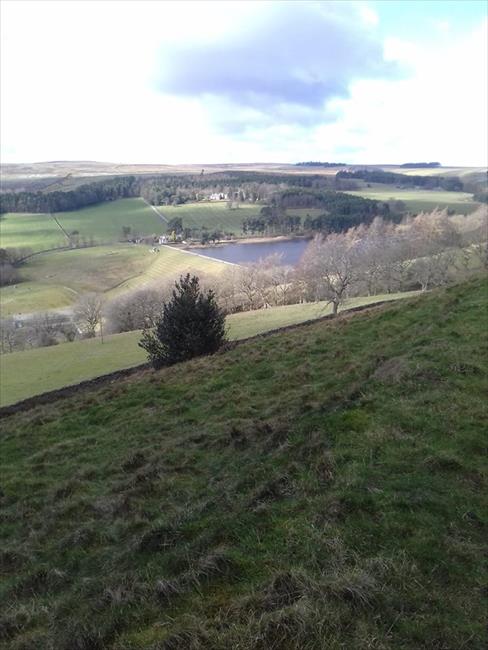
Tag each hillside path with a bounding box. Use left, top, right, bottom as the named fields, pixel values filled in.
left=143, top=199, right=169, bottom=224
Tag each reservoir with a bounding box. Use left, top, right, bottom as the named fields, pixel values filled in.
left=191, top=238, right=310, bottom=266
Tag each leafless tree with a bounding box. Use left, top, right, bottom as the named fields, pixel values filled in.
left=406, top=209, right=461, bottom=291
left=0, top=318, right=19, bottom=353
left=299, top=232, right=361, bottom=315
left=236, top=264, right=263, bottom=310
left=106, top=288, right=165, bottom=333
left=75, top=293, right=104, bottom=338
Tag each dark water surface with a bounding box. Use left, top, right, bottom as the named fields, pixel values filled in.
left=191, top=239, right=310, bottom=266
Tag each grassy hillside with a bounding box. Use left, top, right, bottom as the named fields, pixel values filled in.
left=112, top=245, right=227, bottom=296
left=0, top=199, right=163, bottom=253
left=55, top=198, right=163, bottom=243
left=0, top=292, right=418, bottom=406
left=0, top=278, right=487, bottom=649
left=0, top=212, right=66, bottom=251
left=158, top=202, right=263, bottom=235
left=0, top=244, right=227, bottom=316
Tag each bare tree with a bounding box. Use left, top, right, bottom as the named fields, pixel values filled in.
left=406, top=209, right=461, bottom=291
left=236, top=264, right=263, bottom=310
left=75, top=293, right=104, bottom=338
left=0, top=318, right=19, bottom=353
left=300, top=232, right=360, bottom=315
left=106, top=288, right=165, bottom=333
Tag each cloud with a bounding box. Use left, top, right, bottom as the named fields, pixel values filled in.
left=155, top=1, right=399, bottom=132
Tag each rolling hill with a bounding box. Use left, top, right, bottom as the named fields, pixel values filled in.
left=0, top=277, right=486, bottom=649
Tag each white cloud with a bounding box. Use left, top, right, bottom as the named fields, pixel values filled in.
left=0, top=1, right=486, bottom=165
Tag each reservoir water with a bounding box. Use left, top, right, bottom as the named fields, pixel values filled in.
left=191, top=238, right=310, bottom=266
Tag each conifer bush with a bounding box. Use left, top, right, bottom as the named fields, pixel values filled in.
left=139, top=274, right=227, bottom=368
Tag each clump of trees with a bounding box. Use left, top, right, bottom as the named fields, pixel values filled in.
left=0, top=247, right=33, bottom=286
left=139, top=274, right=227, bottom=368
left=105, top=288, right=167, bottom=333
left=241, top=191, right=393, bottom=237
left=296, top=161, right=347, bottom=167
left=0, top=176, right=140, bottom=214
left=0, top=313, right=78, bottom=353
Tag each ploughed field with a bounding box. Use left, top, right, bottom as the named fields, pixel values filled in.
left=0, top=278, right=487, bottom=649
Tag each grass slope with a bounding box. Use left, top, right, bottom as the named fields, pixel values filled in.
left=158, top=202, right=264, bottom=235
left=0, top=212, right=66, bottom=251
left=0, top=244, right=227, bottom=317
left=1, top=278, right=487, bottom=650
left=0, top=199, right=163, bottom=253
left=112, top=245, right=227, bottom=296
left=0, top=293, right=418, bottom=406
left=55, top=198, right=163, bottom=243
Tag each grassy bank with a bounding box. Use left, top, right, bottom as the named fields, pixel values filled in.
left=0, top=292, right=418, bottom=406
left=0, top=277, right=486, bottom=649
left=0, top=243, right=228, bottom=316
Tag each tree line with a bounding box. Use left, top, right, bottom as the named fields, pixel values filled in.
left=0, top=170, right=339, bottom=214
left=1, top=166, right=471, bottom=216
left=337, top=169, right=464, bottom=191
left=0, top=176, right=140, bottom=214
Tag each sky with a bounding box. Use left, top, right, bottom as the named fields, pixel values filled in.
left=1, top=0, right=487, bottom=166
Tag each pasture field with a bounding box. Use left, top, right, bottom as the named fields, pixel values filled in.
left=113, top=245, right=227, bottom=296
left=1, top=279, right=486, bottom=649
left=0, top=244, right=228, bottom=316
left=0, top=291, right=419, bottom=406
left=0, top=212, right=67, bottom=251
left=345, top=187, right=479, bottom=214
left=0, top=198, right=163, bottom=253
left=55, top=198, right=163, bottom=243
left=158, top=202, right=264, bottom=235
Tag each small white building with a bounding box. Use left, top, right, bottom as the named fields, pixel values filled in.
left=209, top=192, right=228, bottom=201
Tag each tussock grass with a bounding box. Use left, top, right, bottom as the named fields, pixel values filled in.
left=0, top=277, right=487, bottom=649
left=0, top=291, right=418, bottom=406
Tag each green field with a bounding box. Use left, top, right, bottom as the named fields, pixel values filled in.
left=0, top=198, right=163, bottom=254
left=0, top=292, right=419, bottom=406
left=345, top=187, right=479, bottom=214
left=1, top=278, right=486, bottom=649
left=159, top=202, right=264, bottom=235
left=112, top=245, right=227, bottom=296
left=0, top=244, right=227, bottom=316
left=55, top=198, right=163, bottom=243
left=0, top=212, right=67, bottom=251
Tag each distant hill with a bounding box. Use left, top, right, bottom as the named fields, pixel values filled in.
left=1, top=276, right=487, bottom=649
left=400, top=162, right=441, bottom=168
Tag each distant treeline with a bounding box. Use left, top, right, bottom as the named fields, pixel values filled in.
left=242, top=190, right=394, bottom=236
left=400, top=162, right=441, bottom=168
left=0, top=176, right=140, bottom=214
left=337, top=169, right=463, bottom=191
left=295, top=162, right=347, bottom=167
left=0, top=166, right=469, bottom=215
